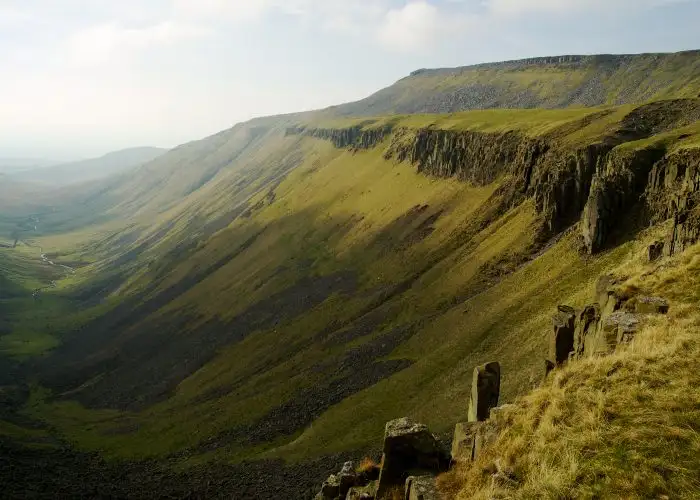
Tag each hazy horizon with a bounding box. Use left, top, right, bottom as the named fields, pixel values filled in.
left=1, top=0, right=700, bottom=159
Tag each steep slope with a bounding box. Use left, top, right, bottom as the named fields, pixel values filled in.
left=334, top=51, right=700, bottom=116
left=1, top=54, right=700, bottom=499
left=0, top=99, right=694, bottom=498
left=10, top=147, right=168, bottom=186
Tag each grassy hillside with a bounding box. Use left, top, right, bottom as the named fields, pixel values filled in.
left=334, top=51, right=700, bottom=116
left=1, top=54, right=699, bottom=498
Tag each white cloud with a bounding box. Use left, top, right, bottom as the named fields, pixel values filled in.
left=377, top=1, right=473, bottom=53
left=0, top=5, right=29, bottom=24
left=59, top=20, right=208, bottom=67
left=172, top=0, right=274, bottom=22
left=487, top=0, right=695, bottom=16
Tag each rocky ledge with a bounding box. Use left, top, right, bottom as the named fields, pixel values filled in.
left=311, top=271, right=671, bottom=500
left=289, top=100, right=700, bottom=257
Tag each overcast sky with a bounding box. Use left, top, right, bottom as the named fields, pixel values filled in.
left=1, top=0, right=699, bottom=160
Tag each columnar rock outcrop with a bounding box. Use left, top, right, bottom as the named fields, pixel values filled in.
left=375, top=418, right=449, bottom=499
left=310, top=361, right=506, bottom=498
left=546, top=275, right=670, bottom=369
left=550, top=306, right=576, bottom=365
left=646, top=148, right=700, bottom=256
left=467, top=362, right=501, bottom=423
left=581, top=146, right=666, bottom=254
left=286, top=124, right=394, bottom=150
left=384, top=129, right=548, bottom=187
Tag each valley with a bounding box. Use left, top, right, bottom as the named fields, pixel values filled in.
left=1, top=51, right=700, bottom=499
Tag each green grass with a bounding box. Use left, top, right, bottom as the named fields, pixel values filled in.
left=0, top=330, right=59, bottom=357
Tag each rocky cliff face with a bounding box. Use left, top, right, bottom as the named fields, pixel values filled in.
left=291, top=102, right=700, bottom=257
left=581, top=146, right=667, bottom=253
left=286, top=124, right=394, bottom=150
left=384, top=128, right=547, bottom=187
left=646, top=148, right=700, bottom=255
left=291, top=125, right=614, bottom=242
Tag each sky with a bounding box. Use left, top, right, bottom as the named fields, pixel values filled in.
left=0, top=0, right=699, bottom=160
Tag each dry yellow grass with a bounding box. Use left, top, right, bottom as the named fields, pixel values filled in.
left=440, top=240, right=700, bottom=499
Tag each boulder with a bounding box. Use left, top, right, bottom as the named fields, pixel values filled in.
left=575, top=304, right=601, bottom=359
left=472, top=419, right=499, bottom=462
left=550, top=305, right=576, bottom=365
left=633, top=296, right=669, bottom=315
left=489, top=404, right=515, bottom=422
left=598, top=311, right=640, bottom=350
left=376, top=418, right=448, bottom=498
left=405, top=475, right=439, bottom=500
left=450, top=422, right=479, bottom=463
left=338, top=462, right=358, bottom=499
left=596, top=275, right=623, bottom=313
left=647, top=241, right=664, bottom=262
left=467, top=362, right=501, bottom=422
left=321, top=474, right=341, bottom=499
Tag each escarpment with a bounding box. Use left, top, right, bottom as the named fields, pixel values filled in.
left=290, top=124, right=615, bottom=242
left=291, top=101, right=700, bottom=256
left=383, top=128, right=548, bottom=186
left=581, top=146, right=667, bottom=253
left=286, top=124, right=394, bottom=150
left=646, top=148, right=700, bottom=255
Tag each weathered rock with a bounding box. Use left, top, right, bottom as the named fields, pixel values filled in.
left=632, top=296, right=670, bottom=315
left=582, top=146, right=666, bottom=254
left=575, top=304, right=601, bottom=359
left=646, top=148, right=700, bottom=256
left=451, top=422, right=479, bottom=463
left=489, top=404, right=516, bottom=422
left=357, top=464, right=381, bottom=484
left=595, top=274, right=625, bottom=313
left=376, top=418, right=448, bottom=498
left=321, top=474, right=341, bottom=499
left=647, top=241, right=664, bottom=262
left=345, top=481, right=376, bottom=500
left=472, top=419, right=500, bottom=462
left=468, top=362, right=501, bottom=422
left=339, top=473, right=357, bottom=499
left=405, top=475, right=439, bottom=500
left=287, top=125, right=393, bottom=150
left=550, top=305, right=576, bottom=365
left=597, top=311, right=641, bottom=350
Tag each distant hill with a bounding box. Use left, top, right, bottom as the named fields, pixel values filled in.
left=10, top=147, right=168, bottom=186
left=0, top=158, right=59, bottom=173
left=334, top=50, right=700, bottom=116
